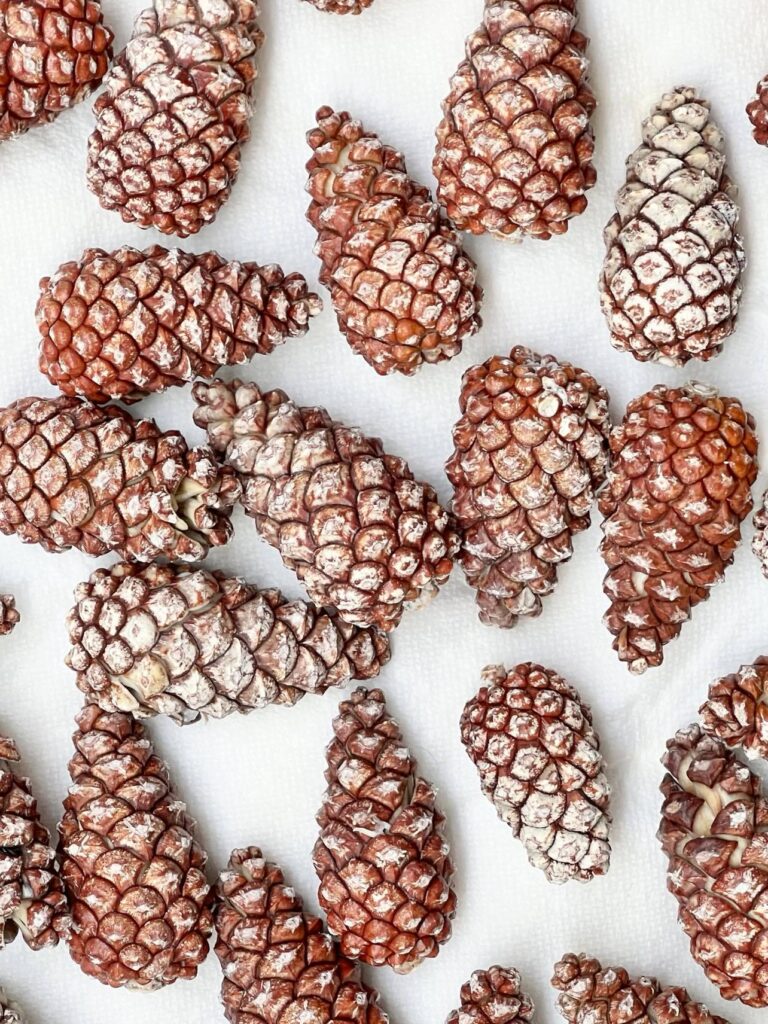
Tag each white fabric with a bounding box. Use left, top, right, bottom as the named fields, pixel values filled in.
left=0, top=1, right=766, bottom=1020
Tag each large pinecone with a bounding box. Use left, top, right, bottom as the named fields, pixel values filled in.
left=747, top=77, right=768, bottom=146
left=0, top=990, right=22, bottom=1024
left=87, top=0, right=262, bottom=237
left=448, top=966, right=535, bottom=1024
left=214, top=847, right=388, bottom=1024
left=314, top=687, right=456, bottom=973
left=37, top=245, right=322, bottom=404
left=0, top=0, right=113, bottom=141
left=58, top=703, right=213, bottom=989
left=66, top=561, right=391, bottom=723
left=447, top=347, right=610, bottom=628
left=699, top=659, right=768, bottom=761
left=193, top=378, right=460, bottom=632
left=0, top=736, right=69, bottom=950
left=601, top=87, right=745, bottom=366
left=306, top=107, right=481, bottom=376
left=599, top=383, right=758, bottom=674
left=433, top=0, right=596, bottom=241
left=0, top=394, right=238, bottom=562
left=659, top=724, right=768, bottom=1008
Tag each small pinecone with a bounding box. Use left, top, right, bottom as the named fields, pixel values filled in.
left=314, top=687, right=456, bottom=973
left=37, top=246, right=322, bottom=404
left=66, top=561, right=391, bottom=723
left=0, top=0, right=113, bottom=141
left=193, top=378, right=460, bottom=632
left=599, top=383, right=758, bottom=674
left=699, top=659, right=768, bottom=761
left=747, top=77, right=768, bottom=146
left=0, top=990, right=22, bottom=1024
left=0, top=736, right=69, bottom=950
left=302, top=0, right=373, bottom=12
left=448, top=967, right=535, bottom=1024
left=461, top=664, right=610, bottom=883
left=87, top=0, right=263, bottom=237
left=601, top=87, right=745, bottom=366
left=446, top=347, right=611, bottom=628
left=659, top=724, right=768, bottom=1008
left=0, top=394, right=239, bottom=563
left=58, top=703, right=213, bottom=989
left=0, top=595, right=18, bottom=635
left=751, top=489, right=768, bottom=578
left=306, top=107, right=482, bottom=376
left=552, top=952, right=730, bottom=1024
left=214, top=847, right=388, bottom=1024
left=433, top=0, right=596, bottom=241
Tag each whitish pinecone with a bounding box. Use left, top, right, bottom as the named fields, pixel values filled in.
left=0, top=736, right=69, bottom=950
left=747, top=78, right=768, bottom=146
left=314, top=687, right=456, bottom=973
left=37, top=246, right=322, bottom=404
left=0, top=595, right=18, bottom=636
left=601, top=88, right=744, bottom=366
left=193, top=378, right=460, bottom=632
left=750, top=490, right=768, bottom=579
left=87, top=0, right=263, bottom=237
left=699, top=659, right=768, bottom=761
left=433, top=0, right=596, bottom=241
left=306, top=107, right=482, bottom=376
left=301, top=0, right=372, bottom=12
left=0, top=0, right=113, bottom=141
left=0, top=990, right=22, bottom=1024
left=66, top=561, right=391, bottom=724
left=659, top=724, right=768, bottom=1008
left=552, top=952, right=730, bottom=1024
left=599, top=383, right=758, bottom=675
left=58, top=703, right=213, bottom=989
left=448, top=966, right=535, bottom=1024
left=447, top=347, right=610, bottom=628
left=461, top=663, right=610, bottom=883
left=214, top=847, right=388, bottom=1024
left=0, top=394, right=238, bottom=562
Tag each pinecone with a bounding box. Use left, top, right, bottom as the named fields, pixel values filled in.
left=314, top=687, right=456, bottom=973
left=552, top=952, right=730, bottom=1024
left=751, top=489, right=768, bottom=578
left=599, top=383, right=758, bottom=675
left=58, top=703, right=213, bottom=989
left=446, top=347, right=610, bottom=628
left=193, top=378, right=460, bottom=632
left=301, top=0, right=373, bottom=12
left=659, top=724, right=768, bottom=1008
left=0, top=990, right=22, bottom=1024
left=0, top=394, right=239, bottom=562
left=448, top=966, right=535, bottom=1024
left=0, top=0, right=113, bottom=141
left=37, top=245, right=322, bottom=404
left=306, top=107, right=482, bottom=376
left=214, top=847, right=389, bottom=1024
left=433, top=0, right=596, bottom=241
left=0, top=595, right=18, bottom=635
left=699, top=659, right=768, bottom=761
left=0, top=736, right=69, bottom=950
left=87, top=0, right=263, bottom=237
left=747, top=77, right=768, bottom=146
left=460, top=663, right=610, bottom=883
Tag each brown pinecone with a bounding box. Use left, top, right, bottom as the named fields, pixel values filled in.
left=302, top=0, right=373, bottom=12
left=0, top=990, right=22, bottom=1024
left=601, top=87, right=745, bottom=366
left=214, top=847, right=389, bottom=1024
left=599, top=383, right=758, bottom=674
left=193, top=378, right=460, bottom=632
left=699, top=659, right=768, bottom=761
left=0, top=736, right=69, bottom=950
left=37, top=245, right=322, bottom=404
left=0, top=595, right=18, bottom=635
left=58, top=703, right=213, bottom=989
left=747, top=77, right=768, bottom=146
left=448, top=966, right=535, bottom=1024
left=0, top=394, right=239, bottom=562
left=0, top=0, right=113, bottom=141
left=306, top=107, right=482, bottom=376
left=659, top=724, right=768, bottom=1008
left=66, top=561, right=391, bottom=724
left=314, top=687, right=456, bottom=973
left=751, top=489, right=768, bottom=579
left=433, top=0, right=596, bottom=241
left=447, top=347, right=610, bottom=628
left=552, top=952, right=730, bottom=1024
left=87, top=0, right=263, bottom=237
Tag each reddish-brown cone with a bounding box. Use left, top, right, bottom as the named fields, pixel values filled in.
left=0, top=595, right=18, bottom=635
left=699, top=659, right=768, bottom=761
left=301, top=0, right=373, bottom=13
left=747, top=77, right=768, bottom=146
left=448, top=966, right=535, bottom=1024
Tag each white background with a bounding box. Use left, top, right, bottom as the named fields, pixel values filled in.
left=0, top=1, right=767, bottom=1021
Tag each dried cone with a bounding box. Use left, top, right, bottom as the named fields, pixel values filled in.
left=193, top=378, right=460, bottom=632
left=747, top=77, right=768, bottom=146
left=699, top=659, right=768, bottom=761
left=0, top=394, right=239, bottom=562
left=306, top=107, right=482, bottom=376
left=37, top=246, right=322, bottom=404
left=87, top=0, right=263, bottom=237
left=0, top=990, right=22, bottom=1024
left=447, top=347, right=610, bottom=628
left=0, top=595, right=18, bottom=635
left=58, top=703, right=213, bottom=989
left=448, top=966, right=535, bottom=1024
left=659, top=724, right=768, bottom=1008
left=599, top=383, right=758, bottom=675
left=751, top=490, right=768, bottom=578
left=314, top=687, right=456, bottom=973
left=0, top=0, right=113, bottom=142
left=214, top=847, right=389, bottom=1024
left=601, top=87, right=745, bottom=366
left=302, top=0, right=373, bottom=12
